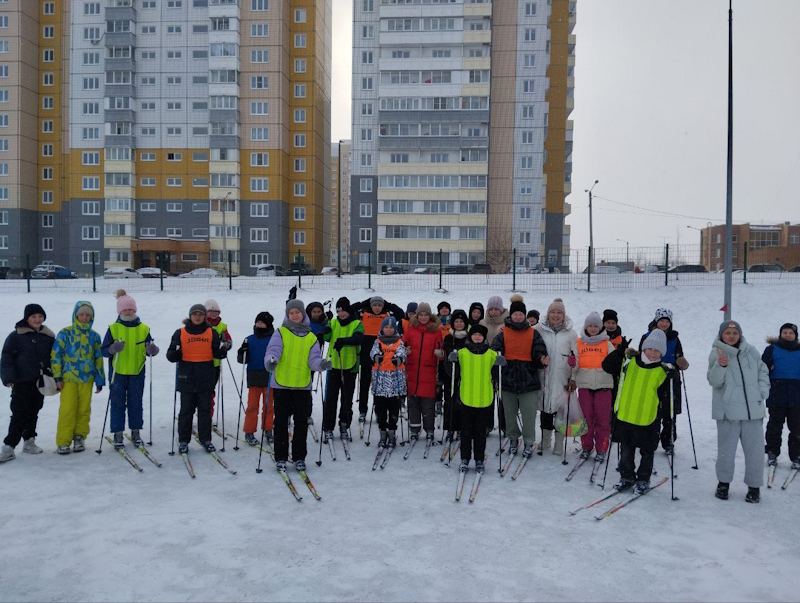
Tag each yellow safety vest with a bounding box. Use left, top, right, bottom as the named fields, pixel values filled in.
left=458, top=348, right=497, bottom=408
left=274, top=327, right=316, bottom=388
left=615, top=360, right=666, bottom=426
left=109, top=322, right=149, bottom=376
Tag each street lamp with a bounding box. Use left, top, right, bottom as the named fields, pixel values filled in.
left=220, top=191, right=231, bottom=273
left=616, top=238, right=629, bottom=270
left=585, top=180, right=599, bottom=289
left=687, top=222, right=713, bottom=270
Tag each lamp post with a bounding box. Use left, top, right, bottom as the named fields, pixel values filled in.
left=616, top=238, right=629, bottom=271
left=687, top=223, right=712, bottom=270
left=220, top=191, right=231, bottom=274
left=585, top=180, right=599, bottom=290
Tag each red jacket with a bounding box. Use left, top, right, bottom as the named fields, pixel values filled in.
left=402, top=316, right=443, bottom=398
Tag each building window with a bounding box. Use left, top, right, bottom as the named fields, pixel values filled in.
left=140, top=202, right=156, bottom=212
left=166, top=178, right=182, bottom=187
left=360, top=203, right=372, bottom=218
left=250, top=152, right=269, bottom=167
left=166, top=228, right=182, bottom=238
left=251, top=101, right=269, bottom=115
left=252, top=0, right=269, bottom=10
left=360, top=179, right=373, bottom=193
left=82, top=201, right=100, bottom=215
left=294, top=109, right=306, bottom=123
left=82, top=177, right=100, bottom=190
left=250, top=178, right=269, bottom=192
left=294, top=183, right=306, bottom=197
left=42, top=238, right=54, bottom=251
left=140, top=228, right=156, bottom=238
left=251, top=23, right=269, bottom=37
left=251, top=76, right=269, bottom=89
left=294, top=133, right=306, bottom=148
left=790, top=234, right=800, bottom=245
left=140, top=177, right=156, bottom=186
left=250, top=203, right=269, bottom=217
left=294, top=8, right=307, bottom=23
left=42, top=191, right=54, bottom=204
left=293, top=231, right=306, bottom=245
left=294, top=158, right=306, bottom=173
left=166, top=203, right=182, bottom=212
left=360, top=228, right=372, bottom=243
left=82, top=226, right=100, bottom=241
left=250, top=228, right=269, bottom=242
left=524, top=28, right=536, bottom=41
left=294, top=84, right=306, bottom=98
left=251, top=49, right=269, bottom=63
left=250, top=127, right=269, bottom=141
left=250, top=253, right=269, bottom=267
left=42, top=214, right=54, bottom=228
left=361, top=154, right=372, bottom=167
left=525, top=2, right=536, bottom=15
left=294, top=207, right=306, bottom=221
left=294, top=34, right=306, bottom=48
left=361, top=77, right=373, bottom=91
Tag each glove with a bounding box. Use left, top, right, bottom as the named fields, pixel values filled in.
left=676, top=357, right=689, bottom=370
left=404, top=344, right=412, bottom=355
left=566, top=380, right=577, bottom=393
left=265, top=356, right=278, bottom=373
left=145, top=343, right=159, bottom=357
left=333, top=339, right=345, bottom=352
left=448, top=350, right=459, bottom=362
left=494, top=355, right=507, bottom=367
left=567, top=354, right=577, bottom=368
left=434, top=348, right=445, bottom=359
left=320, top=358, right=333, bottom=371
left=619, top=337, right=631, bottom=351
left=373, top=353, right=384, bottom=364
left=221, top=340, right=232, bottom=351
left=391, top=356, right=403, bottom=366
left=240, top=340, right=249, bottom=350
left=325, top=310, right=333, bottom=321
left=320, top=326, right=332, bottom=337
left=108, top=340, right=125, bottom=355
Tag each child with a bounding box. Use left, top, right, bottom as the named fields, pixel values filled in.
left=0, top=304, right=56, bottom=462
left=570, top=312, right=615, bottom=462
left=492, top=298, right=548, bottom=457
left=449, top=324, right=504, bottom=472
left=468, top=302, right=484, bottom=329
left=708, top=321, right=770, bottom=503
left=369, top=317, right=407, bottom=448
left=638, top=308, right=689, bottom=454
left=762, top=323, right=800, bottom=470
left=602, top=309, right=624, bottom=349
left=442, top=309, right=470, bottom=442
left=481, top=295, right=510, bottom=434
left=51, top=301, right=105, bottom=454
left=602, top=329, right=669, bottom=493
left=265, top=300, right=332, bottom=471
left=101, top=291, right=158, bottom=449
left=237, top=312, right=275, bottom=446
left=167, top=304, right=226, bottom=453
left=403, top=302, right=444, bottom=442
left=306, top=301, right=328, bottom=344
left=322, top=297, right=364, bottom=442
left=204, top=299, right=233, bottom=418
left=401, top=302, right=417, bottom=335
left=526, top=310, right=539, bottom=327
left=435, top=301, right=453, bottom=419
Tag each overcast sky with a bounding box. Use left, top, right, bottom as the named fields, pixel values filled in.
left=330, top=1, right=800, bottom=249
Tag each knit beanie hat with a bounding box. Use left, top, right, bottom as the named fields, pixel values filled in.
left=642, top=329, right=667, bottom=356
left=380, top=316, right=397, bottom=333
left=584, top=311, right=603, bottom=330
left=255, top=311, right=274, bottom=328
left=718, top=320, right=742, bottom=339
left=204, top=299, right=221, bottom=313
left=416, top=302, right=432, bottom=315
left=336, top=296, right=351, bottom=314
left=189, top=304, right=206, bottom=317
left=369, top=295, right=385, bottom=308
left=780, top=322, right=798, bottom=340
left=24, top=303, right=46, bottom=321
left=469, top=324, right=489, bottom=341
left=509, top=294, right=526, bottom=316
left=547, top=298, right=566, bottom=315
left=487, top=296, right=504, bottom=312
left=115, top=289, right=137, bottom=314
left=603, top=309, right=618, bottom=323
left=437, top=301, right=451, bottom=313
left=654, top=308, right=673, bottom=324
left=451, top=309, right=468, bottom=328
left=527, top=309, right=540, bottom=321
left=286, top=299, right=307, bottom=321
left=406, top=302, right=418, bottom=315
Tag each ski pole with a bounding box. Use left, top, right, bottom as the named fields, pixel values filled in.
left=669, top=373, right=678, bottom=501
left=563, top=359, right=574, bottom=465
left=168, top=365, right=178, bottom=456
left=234, top=343, right=247, bottom=451
left=256, top=380, right=272, bottom=473
left=316, top=368, right=329, bottom=467
left=147, top=353, right=153, bottom=446
left=681, top=370, right=699, bottom=470
left=225, top=356, right=243, bottom=400
left=95, top=350, right=119, bottom=454
left=365, top=367, right=376, bottom=446
left=497, top=363, right=503, bottom=473
left=220, top=357, right=226, bottom=452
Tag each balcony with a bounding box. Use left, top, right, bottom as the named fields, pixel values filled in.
left=106, top=134, right=136, bottom=148
left=210, top=108, right=239, bottom=122
left=105, top=6, right=136, bottom=21
left=104, top=82, right=136, bottom=98
left=104, top=109, right=136, bottom=123
left=210, top=135, right=240, bottom=149
left=105, top=31, right=136, bottom=49
left=105, top=57, right=135, bottom=72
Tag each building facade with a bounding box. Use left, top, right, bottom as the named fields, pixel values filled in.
left=349, top=0, right=574, bottom=273
left=700, top=222, right=800, bottom=271
left=0, top=0, right=331, bottom=275
left=330, top=138, right=351, bottom=270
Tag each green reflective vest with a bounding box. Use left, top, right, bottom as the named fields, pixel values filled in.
left=109, top=322, right=150, bottom=376
left=212, top=321, right=227, bottom=368
left=614, top=359, right=667, bottom=426
left=327, top=319, right=362, bottom=371
left=274, top=327, right=316, bottom=388
left=458, top=348, right=497, bottom=408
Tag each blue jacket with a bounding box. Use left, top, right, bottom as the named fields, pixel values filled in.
left=762, top=338, right=800, bottom=408
left=237, top=328, right=272, bottom=388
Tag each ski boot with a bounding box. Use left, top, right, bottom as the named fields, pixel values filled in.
left=265, top=430, right=274, bottom=445
left=276, top=460, right=288, bottom=471
left=745, top=487, right=760, bottom=504
left=244, top=433, right=258, bottom=447
left=307, top=416, right=314, bottom=426
left=445, top=430, right=455, bottom=443
left=459, top=459, right=469, bottom=471
left=595, top=452, right=606, bottom=463
left=426, top=432, right=435, bottom=444
left=202, top=441, right=216, bottom=453
left=409, top=431, right=419, bottom=442
left=715, top=482, right=729, bottom=500
left=523, top=444, right=534, bottom=458
left=508, top=439, right=519, bottom=455
left=339, top=423, right=351, bottom=442
left=579, top=449, right=592, bottom=460
left=113, top=432, right=124, bottom=450
left=664, top=445, right=674, bottom=457
left=387, top=431, right=397, bottom=449
left=635, top=481, right=650, bottom=494
left=323, top=430, right=334, bottom=444
left=295, top=460, right=307, bottom=471
left=358, top=413, right=366, bottom=429
left=475, top=460, right=485, bottom=473
left=378, top=430, right=388, bottom=448
left=0, top=444, right=15, bottom=463
left=72, top=435, right=86, bottom=452
left=767, top=453, right=778, bottom=467
left=614, top=479, right=634, bottom=492
left=792, top=459, right=800, bottom=471
left=22, top=438, right=42, bottom=454
left=178, top=442, right=189, bottom=454
left=57, top=445, right=71, bottom=455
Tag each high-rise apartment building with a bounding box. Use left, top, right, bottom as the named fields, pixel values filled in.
left=330, top=138, right=351, bottom=270
left=0, top=0, right=332, bottom=275
left=350, top=0, right=574, bottom=272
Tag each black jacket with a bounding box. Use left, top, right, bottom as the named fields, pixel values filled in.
left=166, top=320, right=224, bottom=393
left=491, top=319, right=548, bottom=394
left=1, top=321, right=56, bottom=385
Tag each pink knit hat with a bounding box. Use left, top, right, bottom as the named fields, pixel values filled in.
left=115, top=289, right=137, bottom=314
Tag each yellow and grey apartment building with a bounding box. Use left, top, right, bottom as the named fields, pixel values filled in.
left=350, top=0, right=574, bottom=272
left=0, top=0, right=331, bottom=274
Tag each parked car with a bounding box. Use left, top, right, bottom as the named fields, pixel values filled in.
left=668, top=264, right=708, bottom=273
left=583, top=265, right=623, bottom=274
left=103, top=267, right=143, bottom=279
left=256, top=264, right=287, bottom=277
left=642, top=264, right=667, bottom=273
left=288, top=262, right=316, bottom=276
left=0, top=267, right=26, bottom=279
left=320, top=266, right=341, bottom=276
left=352, top=265, right=376, bottom=274
left=30, top=264, right=77, bottom=279
left=136, top=267, right=163, bottom=278
left=748, top=263, right=784, bottom=273
left=412, top=267, right=434, bottom=275
left=789, top=266, right=800, bottom=273
left=507, top=266, right=529, bottom=274
left=470, top=263, right=494, bottom=275
left=178, top=268, right=221, bottom=278
left=383, top=266, right=407, bottom=275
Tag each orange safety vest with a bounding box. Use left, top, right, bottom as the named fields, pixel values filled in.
left=577, top=338, right=607, bottom=369
left=401, top=318, right=410, bottom=333
left=609, top=334, right=622, bottom=349
left=180, top=327, right=214, bottom=362
left=361, top=312, right=388, bottom=337
left=374, top=339, right=405, bottom=371
left=504, top=327, right=535, bottom=361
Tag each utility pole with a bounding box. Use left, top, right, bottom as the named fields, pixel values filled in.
left=221, top=191, right=231, bottom=274
left=337, top=141, right=342, bottom=277
left=723, top=0, right=734, bottom=320
left=585, top=180, right=599, bottom=289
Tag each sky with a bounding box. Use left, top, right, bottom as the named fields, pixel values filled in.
left=330, top=0, right=800, bottom=249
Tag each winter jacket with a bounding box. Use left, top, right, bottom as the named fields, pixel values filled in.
left=166, top=320, right=225, bottom=393
left=491, top=318, right=547, bottom=394
left=51, top=301, right=105, bottom=386
left=403, top=315, right=443, bottom=399
left=761, top=337, right=800, bottom=408
left=707, top=336, right=770, bottom=421
left=639, top=326, right=685, bottom=414
left=575, top=332, right=615, bottom=390
left=535, top=317, right=578, bottom=414
left=370, top=336, right=407, bottom=398
left=480, top=309, right=508, bottom=347
left=456, top=342, right=498, bottom=409
left=605, top=325, right=624, bottom=349
left=264, top=314, right=325, bottom=390
left=306, top=302, right=328, bottom=345
left=1, top=320, right=56, bottom=385
left=324, top=315, right=364, bottom=372
left=101, top=316, right=154, bottom=378
left=237, top=327, right=273, bottom=388
left=443, top=327, right=470, bottom=379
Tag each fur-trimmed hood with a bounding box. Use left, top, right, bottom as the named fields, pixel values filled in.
left=410, top=314, right=442, bottom=333
left=14, top=321, right=55, bottom=339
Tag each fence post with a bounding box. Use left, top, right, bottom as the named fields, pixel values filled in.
left=512, top=249, right=517, bottom=291
left=438, top=248, right=443, bottom=291
left=743, top=242, right=748, bottom=284
left=664, top=244, right=670, bottom=287
left=368, top=249, right=372, bottom=290
left=587, top=247, right=592, bottom=292
left=25, top=254, right=30, bottom=293
left=92, top=252, right=97, bottom=292
left=228, top=250, right=233, bottom=290
left=296, top=252, right=302, bottom=289
left=159, top=252, right=164, bottom=292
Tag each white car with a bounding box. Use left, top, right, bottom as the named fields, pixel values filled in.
left=103, top=267, right=143, bottom=279
left=178, top=268, right=221, bottom=278
left=583, top=265, right=623, bottom=274
left=136, top=267, right=163, bottom=278
left=320, top=266, right=340, bottom=276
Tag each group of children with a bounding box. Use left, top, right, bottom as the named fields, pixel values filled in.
left=1, top=292, right=798, bottom=505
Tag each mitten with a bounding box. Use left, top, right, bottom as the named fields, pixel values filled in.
left=676, top=357, right=689, bottom=370
left=320, top=358, right=333, bottom=371
left=265, top=357, right=278, bottom=373
left=447, top=351, right=459, bottom=362
left=108, top=341, right=125, bottom=355
left=145, top=343, right=159, bottom=357
left=567, top=354, right=577, bottom=368
left=434, top=348, right=445, bottom=359
left=494, top=355, right=507, bottom=367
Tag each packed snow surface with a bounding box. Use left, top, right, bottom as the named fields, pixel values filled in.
left=1, top=283, right=798, bottom=602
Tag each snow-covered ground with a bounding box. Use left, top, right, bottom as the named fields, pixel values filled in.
left=1, top=283, right=798, bottom=602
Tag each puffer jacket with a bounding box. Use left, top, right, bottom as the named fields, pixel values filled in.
left=370, top=336, right=407, bottom=398
left=707, top=336, right=770, bottom=421
left=166, top=319, right=225, bottom=393
left=481, top=310, right=508, bottom=346
left=51, top=301, right=105, bottom=386
left=535, top=317, right=578, bottom=413
left=762, top=337, right=800, bottom=408
left=402, top=315, right=443, bottom=399
left=1, top=320, right=56, bottom=385
left=574, top=332, right=615, bottom=390
left=491, top=318, right=547, bottom=393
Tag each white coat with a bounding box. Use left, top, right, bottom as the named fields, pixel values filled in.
left=535, top=317, right=579, bottom=414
